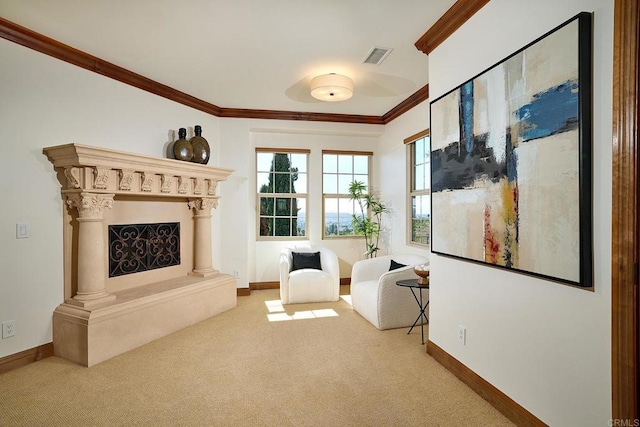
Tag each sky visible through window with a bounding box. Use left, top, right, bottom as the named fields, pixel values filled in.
left=323, top=153, right=370, bottom=237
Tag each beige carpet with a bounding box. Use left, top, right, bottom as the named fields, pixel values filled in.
left=0, top=286, right=513, bottom=426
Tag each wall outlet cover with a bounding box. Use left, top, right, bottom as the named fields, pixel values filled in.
left=2, top=320, right=16, bottom=339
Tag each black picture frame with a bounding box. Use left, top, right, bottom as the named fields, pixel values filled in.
left=429, top=12, right=593, bottom=288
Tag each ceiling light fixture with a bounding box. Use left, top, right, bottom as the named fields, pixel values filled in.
left=310, top=73, right=353, bottom=102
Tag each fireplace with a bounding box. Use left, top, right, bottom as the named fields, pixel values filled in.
left=44, top=143, right=236, bottom=366
left=108, top=222, right=181, bottom=277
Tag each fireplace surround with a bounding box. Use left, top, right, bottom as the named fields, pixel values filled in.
left=44, top=143, right=236, bottom=366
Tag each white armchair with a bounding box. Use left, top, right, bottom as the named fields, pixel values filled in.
left=350, top=254, right=428, bottom=330
left=279, top=246, right=340, bottom=304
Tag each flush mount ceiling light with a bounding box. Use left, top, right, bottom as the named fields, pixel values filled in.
left=310, top=73, right=353, bottom=102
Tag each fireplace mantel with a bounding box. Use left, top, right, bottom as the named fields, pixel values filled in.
left=43, top=143, right=233, bottom=198
left=44, top=143, right=237, bottom=367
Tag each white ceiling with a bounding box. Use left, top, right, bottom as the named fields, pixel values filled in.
left=0, top=0, right=456, bottom=117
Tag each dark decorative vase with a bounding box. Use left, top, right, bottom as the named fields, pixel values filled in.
left=173, top=128, right=193, bottom=161
left=190, top=125, right=210, bottom=164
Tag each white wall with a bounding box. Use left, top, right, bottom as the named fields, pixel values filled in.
left=427, top=1, right=613, bottom=425
left=0, top=38, right=222, bottom=358
left=377, top=101, right=431, bottom=258
left=218, top=120, right=386, bottom=283
left=1, top=5, right=614, bottom=423
left=0, top=34, right=428, bottom=358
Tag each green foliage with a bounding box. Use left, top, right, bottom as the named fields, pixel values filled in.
left=259, top=153, right=299, bottom=236
left=412, top=217, right=430, bottom=245
left=349, top=180, right=388, bottom=258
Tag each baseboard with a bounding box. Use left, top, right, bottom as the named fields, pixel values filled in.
left=426, top=340, right=545, bottom=426
left=237, top=288, right=251, bottom=296
left=0, top=342, right=54, bottom=375
left=250, top=278, right=351, bottom=291
left=249, top=281, right=279, bottom=290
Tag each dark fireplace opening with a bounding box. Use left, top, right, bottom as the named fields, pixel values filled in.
left=108, top=222, right=180, bottom=277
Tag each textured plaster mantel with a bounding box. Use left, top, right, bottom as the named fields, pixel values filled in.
left=43, top=143, right=237, bottom=367
left=43, top=143, right=233, bottom=198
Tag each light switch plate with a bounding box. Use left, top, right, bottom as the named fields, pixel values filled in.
left=458, top=325, right=466, bottom=345
left=16, top=222, right=29, bottom=239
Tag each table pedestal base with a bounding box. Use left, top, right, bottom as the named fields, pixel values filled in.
left=396, top=279, right=430, bottom=345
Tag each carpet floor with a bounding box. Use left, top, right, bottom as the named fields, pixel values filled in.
left=0, top=286, right=514, bottom=426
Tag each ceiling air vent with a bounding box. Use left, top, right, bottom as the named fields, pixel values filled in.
left=362, top=46, right=393, bottom=65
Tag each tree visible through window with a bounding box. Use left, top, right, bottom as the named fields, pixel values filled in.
left=407, top=130, right=430, bottom=246
left=257, top=149, right=308, bottom=238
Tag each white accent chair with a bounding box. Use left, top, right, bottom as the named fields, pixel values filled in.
left=279, top=246, right=340, bottom=304
left=350, top=254, right=428, bottom=330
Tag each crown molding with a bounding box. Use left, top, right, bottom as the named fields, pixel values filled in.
left=382, top=84, right=429, bottom=123
left=414, top=0, right=490, bottom=55
left=0, top=16, right=426, bottom=125
left=220, top=107, right=385, bottom=124
left=0, top=17, right=224, bottom=117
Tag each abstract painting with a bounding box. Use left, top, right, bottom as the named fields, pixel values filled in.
left=430, top=12, right=592, bottom=288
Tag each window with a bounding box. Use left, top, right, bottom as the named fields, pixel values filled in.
left=322, top=150, right=372, bottom=237
left=256, top=149, right=308, bottom=239
left=406, top=130, right=430, bottom=246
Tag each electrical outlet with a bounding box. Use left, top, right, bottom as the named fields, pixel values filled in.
left=457, top=325, right=466, bottom=345
left=2, top=320, right=16, bottom=339
left=233, top=270, right=239, bottom=279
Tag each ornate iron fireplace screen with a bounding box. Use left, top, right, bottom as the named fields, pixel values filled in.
left=108, top=222, right=180, bottom=277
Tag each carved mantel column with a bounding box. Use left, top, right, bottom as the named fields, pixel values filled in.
left=188, top=197, right=218, bottom=277
left=66, top=192, right=116, bottom=306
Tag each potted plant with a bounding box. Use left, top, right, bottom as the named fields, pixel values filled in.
left=348, top=180, right=389, bottom=258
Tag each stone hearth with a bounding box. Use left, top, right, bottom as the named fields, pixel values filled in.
left=44, top=143, right=236, bottom=366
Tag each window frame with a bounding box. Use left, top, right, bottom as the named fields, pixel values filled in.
left=255, top=148, right=309, bottom=241
left=405, top=129, right=431, bottom=247
left=321, top=150, right=373, bottom=239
